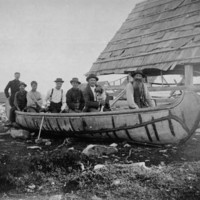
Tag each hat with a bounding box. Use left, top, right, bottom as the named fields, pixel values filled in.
left=19, top=82, right=27, bottom=87
left=131, top=70, right=145, bottom=78
left=70, top=77, right=81, bottom=84
left=86, top=74, right=99, bottom=82
left=54, top=78, right=64, bottom=83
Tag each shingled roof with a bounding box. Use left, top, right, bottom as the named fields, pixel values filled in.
left=88, top=0, right=200, bottom=76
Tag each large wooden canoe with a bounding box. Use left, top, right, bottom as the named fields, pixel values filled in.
left=16, top=90, right=200, bottom=145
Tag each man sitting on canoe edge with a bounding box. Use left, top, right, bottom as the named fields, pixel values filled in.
left=9, top=82, right=28, bottom=125
left=45, top=78, right=67, bottom=113
left=66, top=77, right=85, bottom=113
left=26, top=81, right=43, bottom=113
left=83, top=74, right=111, bottom=112
left=126, top=70, right=155, bottom=109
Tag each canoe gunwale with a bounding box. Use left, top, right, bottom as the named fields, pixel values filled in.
left=15, top=91, right=184, bottom=118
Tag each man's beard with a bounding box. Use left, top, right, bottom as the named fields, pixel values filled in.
left=133, top=79, right=143, bottom=94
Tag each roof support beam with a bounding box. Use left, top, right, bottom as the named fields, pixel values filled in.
left=185, top=65, right=193, bottom=87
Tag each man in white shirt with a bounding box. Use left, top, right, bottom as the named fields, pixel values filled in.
left=45, top=78, right=67, bottom=113
left=27, top=81, right=43, bottom=112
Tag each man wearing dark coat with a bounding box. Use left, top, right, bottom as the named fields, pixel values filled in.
left=83, top=74, right=105, bottom=112
left=4, top=72, right=21, bottom=107
left=66, top=78, right=84, bottom=113
left=10, top=82, right=27, bottom=123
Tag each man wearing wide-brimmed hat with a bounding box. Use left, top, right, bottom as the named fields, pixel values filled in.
left=126, top=70, right=155, bottom=109
left=45, top=78, right=67, bottom=113
left=83, top=74, right=104, bottom=112
left=66, top=77, right=85, bottom=113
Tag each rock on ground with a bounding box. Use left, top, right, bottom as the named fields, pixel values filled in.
left=82, top=144, right=118, bottom=156
left=9, top=128, right=30, bottom=139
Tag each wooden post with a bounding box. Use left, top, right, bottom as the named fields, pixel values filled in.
left=185, top=65, right=193, bottom=87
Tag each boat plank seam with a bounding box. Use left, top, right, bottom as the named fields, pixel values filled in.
left=106, top=132, right=113, bottom=139
left=32, top=119, right=39, bottom=130
left=47, top=118, right=57, bottom=133
left=56, top=119, right=63, bottom=132
left=168, top=119, right=176, bottom=137
left=145, top=125, right=153, bottom=142
left=111, top=116, right=120, bottom=139
left=125, top=129, right=134, bottom=141
left=23, top=117, right=30, bottom=129
left=138, top=114, right=143, bottom=124
left=152, top=117, right=160, bottom=141
left=44, top=117, right=51, bottom=131
left=68, top=119, right=75, bottom=132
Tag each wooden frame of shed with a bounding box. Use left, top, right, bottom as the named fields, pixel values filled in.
left=88, top=0, right=200, bottom=91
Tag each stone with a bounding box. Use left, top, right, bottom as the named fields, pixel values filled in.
left=45, top=141, right=52, bottom=146
left=91, top=195, right=102, bottom=200
left=10, top=129, right=30, bottom=139
left=112, top=179, right=121, bottom=186
left=49, top=195, right=62, bottom=200
left=28, top=184, right=36, bottom=190
left=115, top=162, right=150, bottom=171
left=110, top=143, right=118, bottom=147
left=124, top=143, right=131, bottom=148
left=94, top=164, right=106, bottom=170
left=27, top=146, right=42, bottom=150
left=82, top=144, right=118, bottom=157
left=159, top=149, right=167, bottom=153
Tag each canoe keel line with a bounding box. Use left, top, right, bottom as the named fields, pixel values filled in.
left=16, top=91, right=200, bottom=145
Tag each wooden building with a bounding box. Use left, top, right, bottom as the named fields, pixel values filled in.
left=88, top=0, right=200, bottom=91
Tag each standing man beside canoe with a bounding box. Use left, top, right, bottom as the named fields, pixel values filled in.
left=126, top=70, right=155, bottom=109
left=45, top=78, right=67, bottom=113
left=4, top=72, right=21, bottom=124
left=83, top=74, right=105, bottom=112
left=66, top=77, right=85, bottom=113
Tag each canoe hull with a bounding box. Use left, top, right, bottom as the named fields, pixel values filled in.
left=16, top=91, right=200, bottom=145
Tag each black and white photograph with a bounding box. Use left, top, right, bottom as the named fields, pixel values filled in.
left=1, top=0, right=200, bottom=199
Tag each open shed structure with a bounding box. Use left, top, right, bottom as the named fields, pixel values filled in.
left=88, top=0, right=200, bottom=91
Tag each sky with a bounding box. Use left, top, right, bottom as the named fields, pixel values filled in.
left=0, top=0, right=143, bottom=94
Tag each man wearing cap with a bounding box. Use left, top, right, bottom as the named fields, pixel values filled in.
left=83, top=74, right=104, bottom=112
left=126, top=70, right=155, bottom=109
left=45, top=78, right=66, bottom=113
left=9, top=82, right=27, bottom=123
left=27, top=81, right=43, bottom=112
left=66, top=78, right=84, bottom=113
left=4, top=72, right=21, bottom=107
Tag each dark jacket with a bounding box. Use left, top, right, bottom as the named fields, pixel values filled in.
left=83, top=84, right=99, bottom=112
left=4, top=79, right=20, bottom=107
left=14, top=90, right=27, bottom=111
left=66, top=88, right=85, bottom=111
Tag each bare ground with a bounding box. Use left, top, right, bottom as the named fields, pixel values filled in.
left=1, top=124, right=200, bottom=199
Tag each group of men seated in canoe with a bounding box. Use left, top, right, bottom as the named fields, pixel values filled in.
left=4, top=70, right=155, bottom=125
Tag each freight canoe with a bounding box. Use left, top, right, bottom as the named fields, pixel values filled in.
left=15, top=90, right=200, bottom=145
